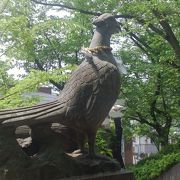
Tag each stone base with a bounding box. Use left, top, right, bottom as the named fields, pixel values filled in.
left=62, top=170, right=135, bottom=180
left=0, top=126, right=122, bottom=180
left=155, top=163, right=180, bottom=180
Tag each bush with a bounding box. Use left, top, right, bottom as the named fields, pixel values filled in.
left=96, top=128, right=113, bottom=157
left=136, top=142, right=180, bottom=167
left=130, top=142, right=180, bottom=180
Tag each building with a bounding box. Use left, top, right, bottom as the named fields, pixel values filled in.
left=132, top=136, right=158, bottom=164
left=23, top=86, right=58, bottom=104
left=15, top=86, right=58, bottom=138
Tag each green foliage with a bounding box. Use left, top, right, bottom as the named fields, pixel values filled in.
left=96, top=128, right=113, bottom=157
left=0, top=60, right=15, bottom=95
left=117, top=0, right=180, bottom=147
left=0, top=0, right=179, bottom=149
left=133, top=153, right=180, bottom=180
left=96, top=121, right=122, bottom=157
left=63, top=0, right=120, bottom=14
left=160, top=141, right=180, bottom=155
left=0, top=65, right=76, bottom=109
left=0, top=0, right=91, bottom=67
left=130, top=143, right=180, bottom=180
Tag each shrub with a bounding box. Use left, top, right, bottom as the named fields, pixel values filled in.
left=130, top=142, right=180, bottom=180
left=96, top=128, right=113, bottom=157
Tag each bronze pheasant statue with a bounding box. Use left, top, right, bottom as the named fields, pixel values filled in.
left=0, top=13, right=121, bottom=157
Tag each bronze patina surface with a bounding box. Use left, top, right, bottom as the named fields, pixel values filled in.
left=0, top=13, right=123, bottom=180
left=0, top=13, right=120, bottom=157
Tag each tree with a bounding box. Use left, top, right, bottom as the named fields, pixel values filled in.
left=0, top=0, right=91, bottom=90
left=0, top=0, right=179, bottom=147
left=0, top=60, right=15, bottom=95
left=0, top=0, right=88, bottom=108
left=0, top=66, right=74, bottom=109
left=118, top=0, right=180, bottom=148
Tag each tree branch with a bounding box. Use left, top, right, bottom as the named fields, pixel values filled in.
left=0, top=0, right=10, bottom=14
left=136, top=18, right=165, bottom=37
left=130, top=36, right=149, bottom=56
left=123, top=25, right=158, bottom=63
left=121, top=21, right=153, bottom=53
left=34, top=59, right=64, bottom=90
left=129, top=32, right=152, bottom=50
left=135, top=112, right=156, bottom=128
left=149, top=73, right=161, bottom=122
left=31, top=0, right=101, bottom=16
left=152, top=10, right=180, bottom=61
left=125, top=12, right=180, bottom=62
left=150, top=72, right=172, bottom=130
left=0, top=80, right=42, bottom=101
left=160, top=84, right=172, bottom=129
left=31, top=0, right=180, bottom=63
left=31, top=0, right=135, bottom=19
left=44, top=32, right=62, bottom=68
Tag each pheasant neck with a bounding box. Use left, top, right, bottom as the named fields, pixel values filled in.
left=89, top=28, right=111, bottom=48
left=88, top=28, right=118, bottom=67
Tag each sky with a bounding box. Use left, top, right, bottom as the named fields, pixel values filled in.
left=7, top=66, right=26, bottom=80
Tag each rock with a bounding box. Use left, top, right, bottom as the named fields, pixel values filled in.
left=0, top=126, right=120, bottom=180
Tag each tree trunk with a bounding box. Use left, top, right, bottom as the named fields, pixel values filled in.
left=113, top=117, right=125, bottom=168
left=157, top=128, right=169, bottom=149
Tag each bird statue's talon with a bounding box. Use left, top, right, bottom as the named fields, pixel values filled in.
left=73, top=149, right=88, bottom=155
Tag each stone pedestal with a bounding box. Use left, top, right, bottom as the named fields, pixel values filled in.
left=155, top=163, right=180, bottom=180
left=0, top=125, right=122, bottom=180
left=63, top=170, right=135, bottom=180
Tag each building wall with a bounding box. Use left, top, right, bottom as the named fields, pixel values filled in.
left=133, top=136, right=158, bottom=164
